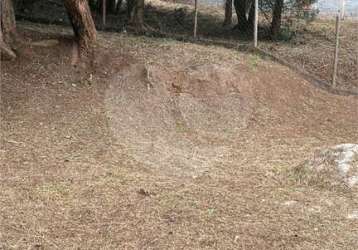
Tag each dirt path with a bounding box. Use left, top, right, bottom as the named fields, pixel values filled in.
left=1, top=25, right=358, bottom=249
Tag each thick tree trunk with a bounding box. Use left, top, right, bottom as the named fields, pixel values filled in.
left=271, top=0, right=284, bottom=39
left=63, top=0, right=97, bottom=58
left=234, top=0, right=250, bottom=31
left=127, top=0, right=144, bottom=30
left=247, top=0, right=255, bottom=25
left=223, top=0, right=232, bottom=26
left=127, top=0, right=134, bottom=20
left=0, top=0, right=16, bottom=60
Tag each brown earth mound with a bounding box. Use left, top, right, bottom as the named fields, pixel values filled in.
left=105, top=63, right=257, bottom=177
left=104, top=53, right=357, bottom=178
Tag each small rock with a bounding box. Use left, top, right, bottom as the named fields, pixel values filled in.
left=347, top=210, right=358, bottom=220
left=137, top=188, right=150, bottom=196
left=298, top=144, right=358, bottom=190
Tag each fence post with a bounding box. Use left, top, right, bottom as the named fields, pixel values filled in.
left=194, top=0, right=198, bottom=38
left=253, top=0, right=258, bottom=47
left=332, top=13, right=341, bottom=88
left=102, top=0, right=107, bottom=30
left=340, top=0, right=345, bottom=20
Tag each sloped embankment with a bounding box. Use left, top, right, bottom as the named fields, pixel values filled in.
left=104, top=48, right=358, bottom=178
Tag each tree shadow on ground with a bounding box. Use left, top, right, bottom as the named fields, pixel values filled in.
left=15, top=0, right=265, bottom=44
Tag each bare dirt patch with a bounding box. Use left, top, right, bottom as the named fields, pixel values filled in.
left=105, top=62, right=255, bottom=177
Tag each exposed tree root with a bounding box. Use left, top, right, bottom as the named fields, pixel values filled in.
left=0, top=40, right=16, bottom=60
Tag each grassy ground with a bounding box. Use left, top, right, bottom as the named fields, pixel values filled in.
left=1, top=22, right=358, bottom=249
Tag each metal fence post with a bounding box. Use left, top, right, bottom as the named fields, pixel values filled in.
left=254, top=0, right=258, bottom=47
left=332, top=12, right=341, bottom=88
left=194, top=0, right=198, bottom=38
left=340, top=0, right=345, bottom=20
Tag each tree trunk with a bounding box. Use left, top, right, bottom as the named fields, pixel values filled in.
left=128, top=0, right=144, bottom=30
left=248, top=0, right=255, bottom=25
left=116, top=0, right=123, bottom=14
left=271, top=0, right=283, bottom=39
left=0, top=28, right=16, bottom=60
left=0, top=0, right=16, bottom=60
left=1, top=0, right=16, bottom=43
left=234, top=0, right=252, bottom=31
left=223, top=0, right=232, bottom=26
left=107, top=0, right=117, bottom=14
left=127, top=0, right=134, bottom=20
left=63, top=0, right=97, bottom=58
left=93, top=0, right=118, bottom=14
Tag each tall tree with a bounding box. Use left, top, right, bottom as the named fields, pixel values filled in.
left=1, top=0, right=97, bottom=61
left=234, top=0, right=249, bottom=31
left=271, top=0, right=284, bottom=39
left=64, top=0, right=97, bottom=58
left=233, top=0, right=254, bottom=32
left=127, top=0, right=145, bottom=30
left=223, top=0, right=233, bottom=26
left=107, top=0, right=122, bottom=14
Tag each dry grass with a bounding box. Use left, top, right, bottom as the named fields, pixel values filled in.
left=259, top=18, right=358, bottom=93
left=16, top=0, right=358, bottom=93
left=1, top=22, right=358, bottom=249
left=137, top=0, right=358, bottom=93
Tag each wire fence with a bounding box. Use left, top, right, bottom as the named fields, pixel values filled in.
left=190, top=0, right=358, bottom=93
left=184, top=0, right=358, bottom=93
left=14, top=0, right=358, bottom=93
left=255, top=0, right=358, bottom=93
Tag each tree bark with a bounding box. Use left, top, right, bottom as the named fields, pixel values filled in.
left=127, top=0, right=144, bottom=30
left=0, top=0, right=16, bottom=60
left=63, top=0, right=97, bottom=58
left=234, top=0, right=249, bottom=31
left=271, top=0, right=284, bottom=39
left=1, top=0, right=16, bottom=43
left=223, top=0, right=232, bottom=26
left=93, top=0, right=118, bottom=14
left=248, top=0, right=255, bottom=25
